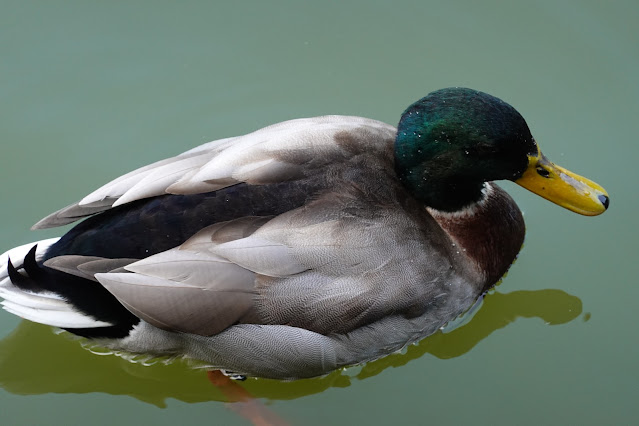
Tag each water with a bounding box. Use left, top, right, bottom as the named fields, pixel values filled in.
left=1, top=1, right=637, bottom=424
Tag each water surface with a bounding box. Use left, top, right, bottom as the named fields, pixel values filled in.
left=1, top=1, right=637, bottom=425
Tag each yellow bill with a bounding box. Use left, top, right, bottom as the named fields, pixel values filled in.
left=515, top=146, right=609, bottom=216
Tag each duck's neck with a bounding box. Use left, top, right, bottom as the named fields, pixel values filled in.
left=427, top=183, right=526, bottom=291
left=394, top=143, right=487, bottom=212
left=417, top=179, right=486, bottom=212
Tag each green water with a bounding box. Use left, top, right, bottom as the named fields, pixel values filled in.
left=0, top=1, right=636, bottom=425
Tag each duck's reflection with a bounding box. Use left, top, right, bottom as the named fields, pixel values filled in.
left=0, top=288, right=582, bottom=406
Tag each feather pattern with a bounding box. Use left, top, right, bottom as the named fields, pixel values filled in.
left=85, top=176, right=486, bottom=340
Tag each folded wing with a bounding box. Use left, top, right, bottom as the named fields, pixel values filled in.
left=33, top=116, right=396, bottom=229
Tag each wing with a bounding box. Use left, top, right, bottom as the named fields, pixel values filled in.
left=74, top=177, right=464, bottom=337
left=33, top=116, right=396, bottom=229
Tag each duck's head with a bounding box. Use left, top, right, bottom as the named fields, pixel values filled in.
left=395, top=87, right=609, bottom=215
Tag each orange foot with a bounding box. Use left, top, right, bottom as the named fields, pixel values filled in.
left=207, top=370, right=289, bottom=426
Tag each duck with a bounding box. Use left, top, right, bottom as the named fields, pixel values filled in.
left=0, top=88, right=608, bottom=380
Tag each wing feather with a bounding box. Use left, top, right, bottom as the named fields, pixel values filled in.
left=95, top=272, right=256, bottom=334
left=33, top=116, right=396, bottom=228
left=93, top=217, right=279, bottom=335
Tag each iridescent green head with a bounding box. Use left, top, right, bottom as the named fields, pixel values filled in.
left=395, top=88, right=538, bottom=211
left=395, top=87, right=608, bottom=215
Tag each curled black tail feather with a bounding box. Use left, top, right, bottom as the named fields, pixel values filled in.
left=23, top=244, right=45, bottom=281
left=7, top=245, right=48, bottom=292
left=7, top=256, right=37, bottom=290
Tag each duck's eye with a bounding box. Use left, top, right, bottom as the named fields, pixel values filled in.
left=536, top=166, right=550, bottom=178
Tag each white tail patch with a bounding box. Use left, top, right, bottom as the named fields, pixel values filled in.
left=0, top=237, right=60, bottom=275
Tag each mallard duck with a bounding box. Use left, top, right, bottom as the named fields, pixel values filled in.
left=0, top=88, right=608, bottom=379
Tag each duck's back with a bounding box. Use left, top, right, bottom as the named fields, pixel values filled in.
left=4, top=116, right=402, bottom=337
left=40, top=115, right=398, bottom=265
